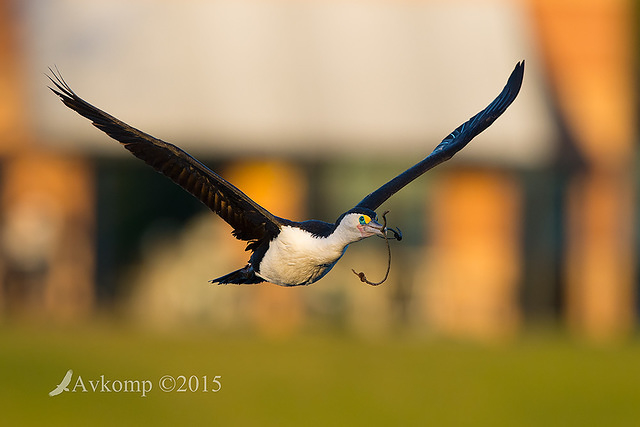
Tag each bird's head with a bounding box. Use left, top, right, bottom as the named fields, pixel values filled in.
left=335, top=208, right=385, bottom=243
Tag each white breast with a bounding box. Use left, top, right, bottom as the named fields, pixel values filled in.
left=257, top=226, right=348, bottom=286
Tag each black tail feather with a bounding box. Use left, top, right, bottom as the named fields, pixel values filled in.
left=210, top=265, right=264, bottom=285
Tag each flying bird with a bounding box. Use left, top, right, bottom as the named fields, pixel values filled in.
left=49, top=369, right=73, bottom=397
left=48, top=61, right=524, bottom=287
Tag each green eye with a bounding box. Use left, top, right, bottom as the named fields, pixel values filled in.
left=359, top=216, right=366, bottom=225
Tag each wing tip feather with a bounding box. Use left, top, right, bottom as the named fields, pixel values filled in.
left=353, top=60, right=525, bottom=211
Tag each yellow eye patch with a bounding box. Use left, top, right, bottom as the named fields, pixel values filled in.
left=358, top=215, right=371, bottom=225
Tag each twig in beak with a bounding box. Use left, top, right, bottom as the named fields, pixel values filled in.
left=351, top=210, right=395, bottom=286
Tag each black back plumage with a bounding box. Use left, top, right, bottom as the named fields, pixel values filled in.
left=47, top=70, right=282, bottom=246
left=355, top=61, right=524, bottom=211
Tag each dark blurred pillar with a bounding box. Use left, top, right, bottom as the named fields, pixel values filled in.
left=530, top=0, right=636, bottom=340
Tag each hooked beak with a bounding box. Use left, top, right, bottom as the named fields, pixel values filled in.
left=358, top=219, right=385, bottom=238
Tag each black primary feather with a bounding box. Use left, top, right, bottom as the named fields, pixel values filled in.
left=47, top=68, right=283, bottom=245
left=356, top=61, right=524, bottom=211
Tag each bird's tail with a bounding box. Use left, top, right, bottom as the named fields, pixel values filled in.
left=210, top=265, right=264, bottom=285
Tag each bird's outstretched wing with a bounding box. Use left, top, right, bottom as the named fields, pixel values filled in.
left=48, top=69, right=282, bottom=242
left=355, top=61, right=525, bottom=211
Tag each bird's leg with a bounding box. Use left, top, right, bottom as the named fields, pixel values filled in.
left=351, top=211, right=395, bottom=286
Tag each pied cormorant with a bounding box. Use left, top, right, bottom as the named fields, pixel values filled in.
left=48, top=61, right=524, bottom=287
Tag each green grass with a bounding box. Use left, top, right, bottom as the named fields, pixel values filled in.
left=1, top=323, right=639, bottom=426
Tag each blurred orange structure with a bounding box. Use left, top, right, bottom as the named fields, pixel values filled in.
left=0, top=0, right=94, bottom=320
left=0, top=0, right=26, bottom=151
left=530, top=0, right=636, bottom=339
left=224, top=160, right=308, bottom=337
left=422, top=0, right=637, bottom=341
left=0, top=152, right=95, bottom=320
left=422, top=169, right=522, bottom=340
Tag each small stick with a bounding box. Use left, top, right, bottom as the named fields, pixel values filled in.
left=352, top=211, right=394, bottom=286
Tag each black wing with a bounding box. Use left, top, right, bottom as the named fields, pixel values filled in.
left=47, top=69, right=283, bottom=242
left=356, top=61, right=525, bottom=211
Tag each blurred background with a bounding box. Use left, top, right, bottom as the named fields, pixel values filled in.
left=1, top=0, right=638, bottom=425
